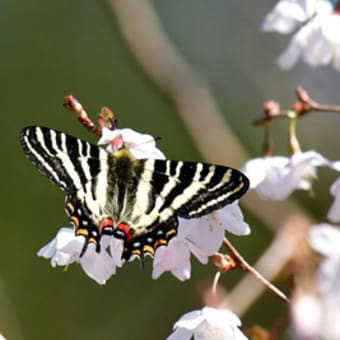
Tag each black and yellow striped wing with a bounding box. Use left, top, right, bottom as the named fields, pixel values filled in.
left=19, top=126, right=249, bottom=260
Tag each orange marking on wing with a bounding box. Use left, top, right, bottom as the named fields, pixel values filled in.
left=131, top=249, right=141, bottom=256
left=143, top=245, right=155, bottom=255
left=76, top=228, right=89, bottom=237
left=166, top=229, right=177, bottom=237
left=70, top=216, right=79, bottom=227
left=88, top=237, right=97, bottom=245
left=154, top=239, right=167, bottom=248
left=66, top=202, right=74, bottom=213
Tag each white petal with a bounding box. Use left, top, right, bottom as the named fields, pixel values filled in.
left=241, top=156, right=289, bottom=190
left=261, top=0, right=313, bottom=34
left=185, top=218, right=225, bottom=256
left=168, top=307, right=247, bottom=340
left=308, top=224, right=340, bottom=257
left=37, top=237, right=58, bottom=259
left=202, top=307, right=242, bottom=327
left=277, top=21, right=312, bottom=69
left=37, top=228, right=84, bottom=267
left=152, top=238, right=191, bottom=281
left=196, top=308, right=248, bottom=340
left=80, top=244, right=116, bottom=285
left=166, top=327, right=194, bottom=340
left=109, top=238, right=124, bottom=268
left=98, top=127, right=165, bottom=159
left=54, top=228, right=84, bottom=254
left=327, top=177, right=340, bottom=222
left=291, top=293, right=321, bottom=339
left=302, top=25, right=333, bottom=66
left=50, top=251, right=76, bottom=267
left=173, top=310, right=205, bottom=330
left=241, top=158, right=267, bottom=189
left=214, top=203, right=250, bottom=235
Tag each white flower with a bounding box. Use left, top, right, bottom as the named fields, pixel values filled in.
left=290, top=293, right=322, bottom=339
left=38, top=228, right=123, bottom=284
left=152, top=203, right=250, bottom=280
left=242, top=151, right=338, bottom=200
left=241, top=155, right=290, bottom=198
left=167, top=307, right=248, bottom=340
left=276, top=2, right=340, bottom=70
left=305, top=224, right=340, bottom=338
left=261, top=0, right=320, bottom=34
left=327, top=177, right=340, bottom=222
left=308, top=224, right=340, bottom=291
left=98, top=126, right=165, bottom=159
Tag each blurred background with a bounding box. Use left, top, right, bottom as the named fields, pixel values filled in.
left=1, top=0, right=340, bottom=339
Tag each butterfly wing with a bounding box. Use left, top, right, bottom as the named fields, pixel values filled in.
left=142, top=159, right=249, bottom=219
left=20, top=126, right=249, bottom=261
left=118, top=159, right=249, bottom=259
left=19, top=126, right=106, bottom=194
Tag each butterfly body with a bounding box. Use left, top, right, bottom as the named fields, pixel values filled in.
left=20, top=126, right=249, bottom=260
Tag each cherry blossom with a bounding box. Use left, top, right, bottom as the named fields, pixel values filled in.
left=327, top=177, right=340, bottom=222
left=242, top=151, right=340, bottom=200
left=262, top=0, right=340, bottom=70
left=167, top=307, right=247, bottom=340
left=152, top=203, right=250, bottom=280
left=98, top=126, right=165, bottom=159
left=261, top=0, right=321, bottom=34
left=38, top=228, right=123, bottom=284
left=303, top=224, right=340, bottom=338
left=278, top=3, right=340, bottom=70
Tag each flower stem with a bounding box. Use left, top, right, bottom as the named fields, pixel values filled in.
left=222, top=237, right=289, bottom=303
left=212, top=271, right=221, bottom=295
left=262, top=124, right=273, bottom=156
left=288, top=114, right=301, bottom=154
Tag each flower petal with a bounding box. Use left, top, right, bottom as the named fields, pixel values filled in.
left=152, top=238, right=191, bottom=281
left=309, top=224, right=340, bottom=257
left=80, top=244, right=116, bottom=285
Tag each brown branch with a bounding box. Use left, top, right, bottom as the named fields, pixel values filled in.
left=223, top=237, right=289, bottom=304
left=254, top=86, right=340, bottom=126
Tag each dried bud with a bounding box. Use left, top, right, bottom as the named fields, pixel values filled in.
left=296, top=87, right=310, bottom=103
left=212, top=253, right=237, bottom=272
left=63, top=95, right=83, bottom=113
left=98, top=107, right=117, bottom=130
left=263, top=100, right=280, bottom=117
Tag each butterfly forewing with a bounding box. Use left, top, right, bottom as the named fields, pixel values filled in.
left=19, top=126, right=249, bottom=261
left=141, top=159, right=248, bottom=219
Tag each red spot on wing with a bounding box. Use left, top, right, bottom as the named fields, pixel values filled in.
left=116, top=223, right=133, bottom=242
left=99, top=218, right=114, bottom=235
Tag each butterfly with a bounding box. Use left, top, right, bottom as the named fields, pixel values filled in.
left=19, top=126, right=249, bottom=260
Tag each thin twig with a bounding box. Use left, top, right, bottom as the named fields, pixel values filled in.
left=254, top=86, right=340, bottom=125
left=223, top=237, right=289, bottom=303
left=63, top=95, right=101, bottom=137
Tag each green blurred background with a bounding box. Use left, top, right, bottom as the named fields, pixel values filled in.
left=1, top=1, right=340, bottom=339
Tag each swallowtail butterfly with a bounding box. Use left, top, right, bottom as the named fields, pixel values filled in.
left=19, top=126, right=249, bottom=260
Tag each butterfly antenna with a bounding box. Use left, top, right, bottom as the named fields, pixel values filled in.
left=127, top=136, right=162, bottom=150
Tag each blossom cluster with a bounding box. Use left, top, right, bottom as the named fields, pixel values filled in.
left=38, top=126, right=250, bottom=285
left=262, top=0, right=340, bottom=70
left=37, top=123, right=250, bottom=338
